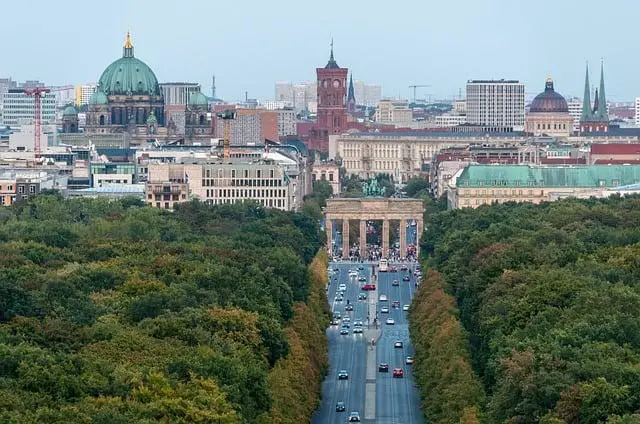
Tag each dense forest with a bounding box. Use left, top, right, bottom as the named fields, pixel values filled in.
left=0, top=193, right=329, bottom=423
left=412, top=195, right=640, bottom=423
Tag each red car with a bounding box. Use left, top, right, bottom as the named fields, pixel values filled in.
left=361, top=283, right=376, bottom=291
left=392, top=368, right=404, bottom=378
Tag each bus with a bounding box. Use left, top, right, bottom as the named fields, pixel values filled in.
left=378, top=258, right=388, bottom=272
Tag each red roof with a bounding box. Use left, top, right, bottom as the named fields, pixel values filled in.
left=594, top=159, right=640, bottom=165
left=541, top=157, right=586, bottom=165
left=590, top=143, right=640, bottom=155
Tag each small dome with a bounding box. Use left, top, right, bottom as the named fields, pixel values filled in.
left=63, top=105, right=77, bottom=116
left=89, top=89, right=108, bottom=105
left=529, top=78, right=568, bottom=113
left=188, top=91, right=208, bottom=107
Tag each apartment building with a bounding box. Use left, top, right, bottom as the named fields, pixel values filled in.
left=466, top=80, right=525, bottom=130
left=375, top=99, right=413, bottom=125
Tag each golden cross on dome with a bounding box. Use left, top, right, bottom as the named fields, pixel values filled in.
left=124, top=31, right=133, bottom=49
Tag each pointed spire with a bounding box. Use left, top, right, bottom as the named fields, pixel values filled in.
left=123, top=31, right=134, bottom=58
left=581, top=62, right=592, bottom=121
left=593, top=88, right=600, bottom=114
left=325, top=38, right=339, bottom=69
left=597, top=59, right=608, bottom=121
left=348, top=74, right=355, bottom=101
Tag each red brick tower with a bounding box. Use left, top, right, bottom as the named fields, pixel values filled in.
left=311, top=41, right=348, bottom=152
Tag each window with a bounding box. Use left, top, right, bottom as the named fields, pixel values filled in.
left=329, top=173, right=334, bottom=181
left=29, top=185, right=35, bottom=194
left=17, top=186, right=24, bottom=194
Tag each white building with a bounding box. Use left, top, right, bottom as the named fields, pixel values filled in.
left=434, top=114, right=467, bottom=127
left=635, top=97, right=640, bottom=127
left=354, top=81, right=382, bottom=107
left=567, top=97, right=582, bottom=132
left=0, top=89, right=56, bottom=128
left=274, top=82, right=316, bottom=113
left=466, top=80, right=525, bottom=130
left=75, top=83, right=97, bottom=106
left=261, top=100, right=288, bottom=110
left=375, top=99, right=413, bottom=125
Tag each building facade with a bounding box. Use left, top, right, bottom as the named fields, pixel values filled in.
left=75, top=84, right=97, bottom=106
left=0, top=89, right=56, bottom=128
left=312, top=161, right=340, bottom=195
left=448, top=164, right=640, bottom=209
left=466, top=79, right=525, bottom=130
left=525, top=78, right=573, bottom=137
left=375, top=99, right=413, bottom=125
left=276, top=107, right=297, bottom=138
left=433, top=114, right=467, bottom=127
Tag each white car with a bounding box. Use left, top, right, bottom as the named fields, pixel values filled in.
left=353, top=327, right=363, bottom=334
left=386, top=318, right=395, bottom=325
left=379, top=294, right=388, bottom=302
left=380, top=306, right=390, bottom=314
left=405, top=356, right=414, bottom=364
left=338, top=284, right=347, bottom=291
left=402, top=304, right=410, bottom=311
left=342, top=316, right=351, bottom=323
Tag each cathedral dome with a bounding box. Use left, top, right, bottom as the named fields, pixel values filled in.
left=98, top=33, right=161, bottom=97
left=62, top=105, right=77, bottom=116
left=188, top=91, right=208, bottom=107
left=529, top=78, right=568, bottom=113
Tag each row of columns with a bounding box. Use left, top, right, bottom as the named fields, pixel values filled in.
left=325, top=218, right=423, bottom=259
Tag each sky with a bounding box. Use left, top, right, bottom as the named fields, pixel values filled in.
left=1, top=0, right=638, bottom=103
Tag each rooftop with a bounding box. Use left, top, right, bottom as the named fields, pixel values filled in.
left=591, top=143, right=640, bottom=155
left=457, top=164, right=640, bottom=189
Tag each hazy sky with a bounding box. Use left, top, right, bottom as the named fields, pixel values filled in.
left=1, top=0, right=638, bottom=102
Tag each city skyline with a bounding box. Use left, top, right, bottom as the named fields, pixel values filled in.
left=1, top=0, right=638, bottom=102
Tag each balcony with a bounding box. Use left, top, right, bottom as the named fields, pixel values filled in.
left=150, top=185, right=182, bottom=195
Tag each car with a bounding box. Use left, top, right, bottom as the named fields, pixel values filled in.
left=406, top=356, right=414, bottom=365
left=392, top=368, right=404, bottom=378
left=358, top=292, right=367, bottom=300
left=331, top=319, right=340, bottom=325
left=334, top=267, right=340, bottom=272
left=358, top=276, right=367, bottom=282
left=380, top=306, right=389, bottom=313
left=361, top=284, right=376, bottom=291
left=402, top=275, right=410, bottom=282
left=340, top=328, right=349, bottom=335
left=348, top=411, right=361, bottom=422
left=378, top=363, right=389, bottom=372
left=353, top=327, right=363, bottom=334
left=342, top=321, right=350, bottom=328
left=379, top=294, right=388, bottom=302
left=400, top=264, right=408, bottom=271
left=402, top=304, right=410, bottom=311
left=335, top=295, right=344, bottom=302
left=392, top=300, right=400, bottom=308
left=354, top=320, right=364, bottom=327
left=338, top=284, right=347, bottom=291
left=345, top=304, right=353, bottom=311
left=394, top=341, right=403, bottom=348
left=386, top=318, right=395, bottom=325
left=358, top=266, right=365, bottom=271
left=392, top=279, right=399, bottom=286
left=338, top=370, right=349, bottom=380
left=335, top=401, right=346, bottom=412
left=390, top=266, right=398, bottom=272
left=333, top=311, right=342, bottom=319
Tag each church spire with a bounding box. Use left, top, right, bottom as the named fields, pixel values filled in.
left=325, top=38, right=339, bottom=69
left=348, top=74, right=355, bottom=101
left=597, top=59, right=608, bottom=121
left=123, top=31, right=134, bottom=58
left=581, top=63, right=592, bottom=121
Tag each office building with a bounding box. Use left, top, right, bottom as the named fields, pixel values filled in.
left=466, top=79, right=525, bottom=130
left=214, top=107, right=277, bottom=145
left=276, top=107, right=297, bottom=138
left=0, top=89, right=56, bottom=128
left=375, top=99, right=413, bottom=125
left=75, top=83, right=97, bottom=106
left=353, top=80, right=382, bottom=107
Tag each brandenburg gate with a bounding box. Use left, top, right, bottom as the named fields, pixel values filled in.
left=324, top=198, right=424, bottom=259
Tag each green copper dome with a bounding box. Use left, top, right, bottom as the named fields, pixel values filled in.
left=188, top=91, right=208, bottom=107
left=63, top=105, right=77, bottom=116
left=98, top=33, right=161, bottom=97
left=89, top=88, right=108, bottom=105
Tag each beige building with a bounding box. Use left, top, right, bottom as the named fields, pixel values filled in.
left=375, top=99, right=412, bottom=125
left=312, top=161, right=340, bottom=195
left=448, top=164, right=640, bottom=209
left=329, top=132, right=528, bottom=183
left=525, top=78, right=573, bottom=137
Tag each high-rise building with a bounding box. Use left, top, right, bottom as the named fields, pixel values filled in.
left=214, top=107, right=277, bottom=145
left=375, top=99, right=412, bottom=124
left=74, top=84, right=97, bottom=106
left=0, top=89, right=56, bottom=128
left=160, top=82, right=202, bottom=135
left=276, top=107, right=297, bottom=138
left=580, top=62, right=609, bottom=133
left=567, top=97, right=582, bottom=132
left=353, top=80, right=382, bottom=107
left=466, top=79, right=525, bottom=130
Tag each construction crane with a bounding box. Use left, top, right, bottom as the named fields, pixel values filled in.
left=408, top=84, right=431, bottom=104
left=216, top=110, right=236, bottom=161
left=24, top=87, right=51, bottom=159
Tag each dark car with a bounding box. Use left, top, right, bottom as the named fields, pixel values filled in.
left=345, top=304, right=353, bottom=311
left=340, top=328, right=349, bottom=335
left=358, top=292, right=367, bottom=300
left=402, top=275, right=410, bottom=282
left=392, top=279, right=399, bottom=286
left=400, top=264, right=408, bottom=271
left=335, top=401, right=346, bottom=412
left=378, top=363, right=389, bottom=372
left=358, top=266, right=364, bottom=271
